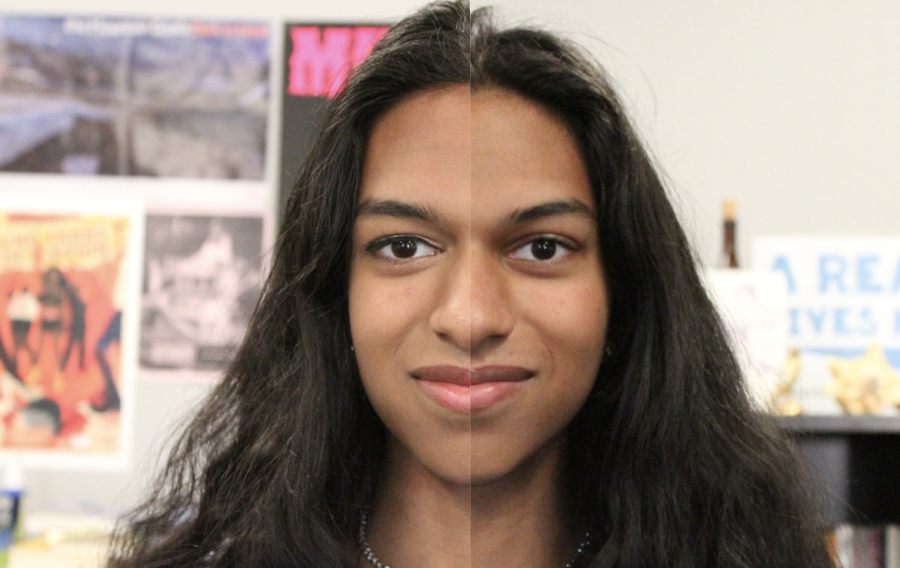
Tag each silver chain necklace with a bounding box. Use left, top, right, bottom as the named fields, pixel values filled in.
left=358, top=512, right=592, bottom=568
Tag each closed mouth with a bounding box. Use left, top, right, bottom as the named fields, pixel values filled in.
left=411, top=365, right=534, bottom=414
left=411, top=365, right=534, bottom=385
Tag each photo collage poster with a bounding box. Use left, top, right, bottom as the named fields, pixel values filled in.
left=0, top=15, right=270, bottom=179
left=0, top=200, right=143, bottom=469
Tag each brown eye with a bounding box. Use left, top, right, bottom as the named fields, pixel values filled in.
left=531, top=239, right=557, bottom=260
left=369, top=236, right=440, bottom=260
left=511, top=237, right=572, bottom=262
left=391, top=238, right=419, bottom=258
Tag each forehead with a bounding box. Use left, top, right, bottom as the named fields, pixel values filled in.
left=359, top=85, right=471, bottom=206
left=471, top=89, right=592, bottom=211
left=358, top=86, right=593, bottom=220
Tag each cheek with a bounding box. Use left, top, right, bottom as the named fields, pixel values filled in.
left=526, top=274, right=608, bottom=404
left=542, top=277, right=607, bottom=351
left=347, top=270, right=435, bottom=397
left=349, top=276, right=417, bottom=353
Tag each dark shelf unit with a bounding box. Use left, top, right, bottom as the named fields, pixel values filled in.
left=775, top=415, right=900, bottom=526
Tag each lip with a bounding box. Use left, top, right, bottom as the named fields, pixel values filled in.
left=411, top=365, right=534, bottom=414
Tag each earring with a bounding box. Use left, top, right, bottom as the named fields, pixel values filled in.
left=350, top=345, right=355, bottom=353
left=604, top=344, right=613, bottom=356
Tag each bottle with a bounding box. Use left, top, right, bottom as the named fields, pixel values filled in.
left=0, top=461, right=23, bottom=568
left=719, top=200, right=739, bottom=269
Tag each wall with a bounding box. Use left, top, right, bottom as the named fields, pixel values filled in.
left=480, top=0, right=900, bottom=266
left=2, top=0, right=898, bottom=516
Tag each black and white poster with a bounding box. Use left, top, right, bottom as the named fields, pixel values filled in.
left=0, top=15, right=270, bottom=179
left=140, top=214, right=265, bottom=371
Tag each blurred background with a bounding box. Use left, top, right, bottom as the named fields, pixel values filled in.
left=1, top=0, right=899, bottom=565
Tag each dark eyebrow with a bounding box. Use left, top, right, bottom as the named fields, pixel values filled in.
left=507, top=199, right=595, bottom=225
left=355, top=198, right=594, bottom=226
left=355, top=199, right=443, bottom=224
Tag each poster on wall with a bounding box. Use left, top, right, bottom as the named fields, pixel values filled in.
left=140, top=212, right=266, bottom=374
left=279, top=23, right=389, bottom=208
left=704, top=269, right=790, bottom=411
left=0, top=198, right=142, bottom=470
left=754, top=236, right=900, bottom=414
left=0, top=15, right=270, bottom=179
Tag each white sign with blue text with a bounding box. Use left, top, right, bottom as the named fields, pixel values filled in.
left=753, top=237, right=900, bottom=414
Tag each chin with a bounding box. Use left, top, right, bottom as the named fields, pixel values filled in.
left=400, top=434, right=474, bottom=488
left=469, top=433, right=568, bottom=489
left=468, top=453, right=530, bottom=488
left=418, top=440, right=525, bottom=488
left=410, top=446, right=511, bottom=488
left=469, top=469, right=512, bottom=488
left=424, top=463, right=515, bottom=489
left=421, top=460, right=475, bottom=488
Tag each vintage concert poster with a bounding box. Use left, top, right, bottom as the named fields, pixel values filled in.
left=0, top=200, right=142, bottom=469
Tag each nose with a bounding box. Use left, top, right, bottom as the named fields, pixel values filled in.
left=428, top=246, right=514, bottom=357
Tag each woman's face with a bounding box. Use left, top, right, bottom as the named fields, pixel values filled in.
left=349, top=85, right=608, bottom=486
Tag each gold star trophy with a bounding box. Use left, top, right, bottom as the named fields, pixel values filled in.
left=826, top=344, right=900, bottom=415
left=771, top=348, right=802, bottom=416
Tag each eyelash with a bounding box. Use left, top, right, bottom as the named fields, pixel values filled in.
left=364, top=235, right=442, bottom=262
left=363, top=234, right=577, bottom=263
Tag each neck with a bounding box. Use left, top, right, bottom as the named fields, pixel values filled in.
left=471, top=438, right=578, bottom=568
left=367, top=436, right=472, bottom=568
left=365, top=435, right=579, bottom=568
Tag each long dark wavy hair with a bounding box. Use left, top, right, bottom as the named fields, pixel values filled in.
left=109, top=2, right=832, bottom=567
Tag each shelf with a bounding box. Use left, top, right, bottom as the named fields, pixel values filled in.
left=774, top=415, right=900, bottom=435
left=773, top=415, right=900, bottom=525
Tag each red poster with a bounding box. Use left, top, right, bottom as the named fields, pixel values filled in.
left=0, top=206, right=141, bottom=469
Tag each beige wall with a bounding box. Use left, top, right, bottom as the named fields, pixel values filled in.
left=480, top=0, right=900, bottom=266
